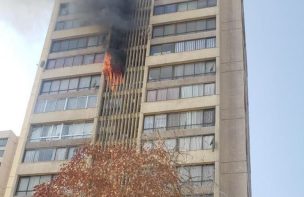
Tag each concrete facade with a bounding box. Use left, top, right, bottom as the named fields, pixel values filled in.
left=0, top=131, right=18, bottom=197
left=5, top=0, right=251, bottom=196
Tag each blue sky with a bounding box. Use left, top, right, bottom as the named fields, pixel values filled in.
left=0, top=0, right=303, bottom=196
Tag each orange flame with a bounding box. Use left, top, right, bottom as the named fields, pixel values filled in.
left=103, top=52, right=123, bottom=91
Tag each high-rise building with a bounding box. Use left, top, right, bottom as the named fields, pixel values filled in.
left=0, top=130, right=18, bottom=197
left=5, top=0, right=251, bottom=196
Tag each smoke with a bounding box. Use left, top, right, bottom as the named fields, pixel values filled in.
left=74, top=0, right=136, bottom=79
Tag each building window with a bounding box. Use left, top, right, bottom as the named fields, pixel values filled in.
left=50, top=34, right=107, bottom=53
left=29, top=122, right=93, bottom=142
left=178, top=165, right=215, bottom=186
left=150, top=37, right=216, bottom=56
left=147, top=83, right=215, bottom=102
left=23, top=147, right=77, bottom=163
left=143, top=109, right=215, bottom=133
left=143, top=135, right=214, bottom=152
left=55, top=19, right=90, bottom=31
left=46, top=53, right=104, bottom=69
left=153, top=0, right=217, bottom=15
left=148, top=60, right=216, bottom=82
left=0, top=138, right=8, bottom=147
left=34, top=95, right=97, bottom=113
left=59, top=3, right=69, bottom=16
left=152, top=18, right=216, bottom=38
left=16, top=175, right=53, bottom=196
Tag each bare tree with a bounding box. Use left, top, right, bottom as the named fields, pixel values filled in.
left=34, top=144, right=182, bottom=197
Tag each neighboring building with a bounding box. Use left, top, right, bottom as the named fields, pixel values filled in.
left=0, top=131, right=18, bottom=197
left=5, top=0, right=251, bottom=197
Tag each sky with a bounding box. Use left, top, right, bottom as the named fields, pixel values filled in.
left=0, top=0, right=303, bottom=197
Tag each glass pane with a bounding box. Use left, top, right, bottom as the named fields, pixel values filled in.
left=39, top=176, right=52, bottom=184
left=147, top=90, right=157, bottom=102
left=185, top=40, right=196, bottom=51
left=150, top=45, right=162, bottom=56
left=47, top=60, right=56, bottom=69
left=34, top=100, right=46, bottom=113
left=154, top=115, right=167, bottom=130
left=148, top=68, right=160, bottom=81
left=164, top=24, right=175, bottom=36
left=45, top=100, right=56, bottom=112
left=198, top=0, right=208, bottom=8
left=193, top=84, right=204, bottom=97
left=73, top=55, right=83, bottom=66
left=77, top=38, right=87, bottom=48
left=203, top=165, right=214, bottom=181
left=77, top=97, right=87, bottom=109
left=55, top=98, right=66, bottom=111
left=64, top=57, right=74, bottom=67
left=190, top=136, right=202, bottom=151
left=55, top=58, right=65, bottom=68
left=192, top=111, right=203, bottom=126
left=206, top=37, right=216, bottom=48
left=153, top=26, right=164, bottom=37
left=165, top=4, right=177, bottom=13
left=79, top=77, right=91, bottom=89
left=17, top=177, right=29, bottom=191
left=196, top=39, right=206, bottom=50
left=203, top=109, right=215, bottom=126
left=87, top=96, right=97, bottom=108
left=203, top=135, right=214, bottom=149
left=68, top=78, right=79, bottom=90
left=164, top=139, right=176, bottom=151
left=88, top=36, right=98, bottom=47
left=68, top=147, right=77, bottom=159
left=162, top=43, right=175, bottom=54
left=95, top=53, right=104, bottom=63
left=41, top=82, right=51, bottom=94
left=68, top=39, right=78, bottom=50
left=168, top=113, right=180, bottom=129
left=144, top=116, right=154, bottom=131
left=188, top=1, right=198, bottom=10
left=204, top=83, right=215, bottom=95
left=55, top=148, right=67, bottom=161
left=184, top=63, right=195, bottom=76
left=186, top=21, right=196, bottom=32
left=59, top=79, right=69, bottom=91
left=38, top=149, right=54, bottom=161
left=207, top=18, right=216, bottom=30
left=67, top=97, right=77, bottom=110
left=176, top=23, right=187, bottom=34
left=154, top=6, right=164, bottom=15
left=167, top=88, right=179, bottom=100
left=52, top=42, right=61, bottom=52
left=181, top=86, right=192, bottom=98
left=55, top=21, right=65, bottom=30
left=175, top=42, right=185, bottom=53
left=180, top=112, right=192, bottom=127
left=91, top=76, right=100, bottom=87
left=30, top=127, right=42, bottom=142
left=83, top=54, right=95, bottom=64
left=179, top=137, right=190, bottom=151
left=83, top=123, right=93, bottom=136
left=50, top=80, right=60, bottom=92
left=24, top=150, right=36, bottom=163
left=197, top=20, right=207, bottom=31
left=157, top=89, right=167, bottom=101
left=160, top=66, right=172, bottom=80
left=206, top=61, right=216, bottom=73
left=177, top=2, right=187, bottom=12
left=174, top=65, right=184, bottom=78
left=195, top=62, right=205, bottom=74
left=190, top=166, right=202, bottom=182
left=61, top=40, right=69, bottom=51
left=208, top=0, right=217, bottom=6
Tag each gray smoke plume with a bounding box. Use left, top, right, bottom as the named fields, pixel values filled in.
left=73, top=0, right=136, bottom=74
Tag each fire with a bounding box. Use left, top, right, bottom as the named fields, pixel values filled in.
left=103, top=52, right=123, bottom=91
